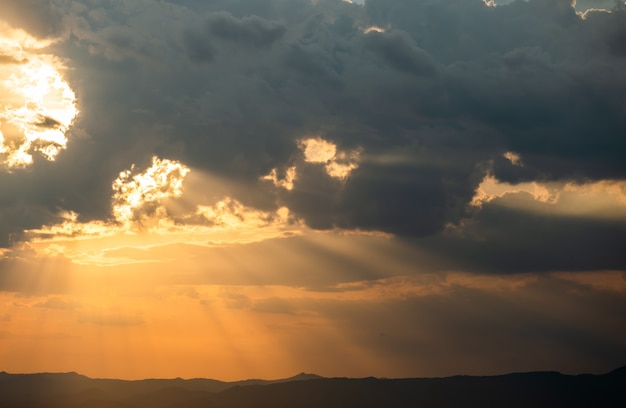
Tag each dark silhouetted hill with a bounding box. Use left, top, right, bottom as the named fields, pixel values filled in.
left=1, top=367, right=624, bottom=407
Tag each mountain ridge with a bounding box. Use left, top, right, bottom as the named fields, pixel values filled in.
left=1, top=366, right=624, bottom=407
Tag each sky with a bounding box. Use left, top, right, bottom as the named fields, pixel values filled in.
left=0, top=0, right=625, bottom=381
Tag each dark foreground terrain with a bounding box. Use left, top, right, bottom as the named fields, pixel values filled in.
left=1, top=367, right=624, bottom=407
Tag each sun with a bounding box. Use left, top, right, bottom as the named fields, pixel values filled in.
left=0, top=26, right=78, bottom=168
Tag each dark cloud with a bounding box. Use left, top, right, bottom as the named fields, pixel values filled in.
left=363, top=30, right=438, bottom=76
left=0, top=0, right=625, bottom=275
left=205, top=11, right=286, bottom=48
left=421, top=196, right=626, bottom=274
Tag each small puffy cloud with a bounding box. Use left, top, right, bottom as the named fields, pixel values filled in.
left=300, top=137, right=337, bottom=164
left=299, top=137, right=361, bottom=180
left=503, top=151, right=523, bottom=166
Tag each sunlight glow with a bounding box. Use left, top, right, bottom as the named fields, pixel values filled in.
left=113, top=157, right=190, bottom=225
left=0, top=26, right=77, bottom=168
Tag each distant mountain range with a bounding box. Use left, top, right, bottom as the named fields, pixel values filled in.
left=1, top=367, right=624, bottom=407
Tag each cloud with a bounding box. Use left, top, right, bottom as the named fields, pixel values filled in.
left=298, top=137, right=361, bottom=180
left=0, top=1, right=68, bottom=39
left=262, top=166, right=296, bottom=190
left=363, top=30, right=438, bottom=76
left=13, top=156, right=305, bottom=270
left=0, top=0, right=623, bottom=275
left=181, top=29, right=215, bottom=63
left=112, top=156, right=189, bottom=225
left=310, top=273, right=626, bottom=376
left=0, top=27, right=77, bottom=169
left=425, top=204, right=626, bottom=274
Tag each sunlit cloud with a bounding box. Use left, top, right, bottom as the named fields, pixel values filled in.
left=503, top=151, right=523, bottom=166
left=363, top=26, right=386, bottom=34
left=472, top=174, right=559, bottom=207
left=471, top=174, right=626, bottom=218
left=299, top=137, right=361, bottom=180
left=324, top=149, right=361, bottom=179
left=0, top=24, right=77, bottom=169
left=574, top=1, right=624, bottom=17
left=112, top=156, right=190, bottom=225
left=197, top=198, right=291, bottom=230
left=261, top=166, right=296, bottom=190
left=21, top=156, right=305, bottom=266
left=299, top=137, right=337, bottom=163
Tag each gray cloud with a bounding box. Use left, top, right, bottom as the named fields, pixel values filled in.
left=206, top=11, right=286, bottom=48
left=182, top=29, right=215, bottom=63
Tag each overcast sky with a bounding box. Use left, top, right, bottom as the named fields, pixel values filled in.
left=1, top=0, right=625, bottom=381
